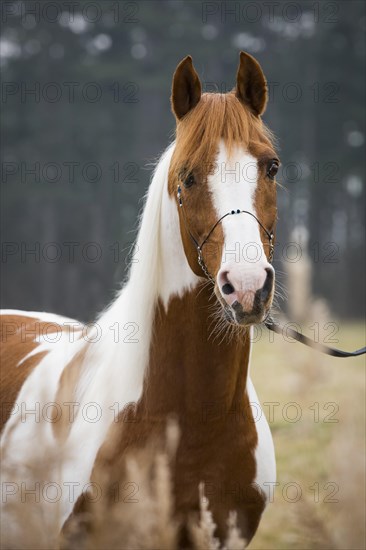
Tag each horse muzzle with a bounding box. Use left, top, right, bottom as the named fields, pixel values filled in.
left=216, top=265, right=275, bottom=325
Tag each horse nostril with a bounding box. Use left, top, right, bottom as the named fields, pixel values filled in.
left=265, top=267, right=274, bottom=286
left=261, top=268, right=274, bottom=301
left=222, top=283, right=235, bottom=295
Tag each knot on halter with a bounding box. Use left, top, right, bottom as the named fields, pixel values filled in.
left=177, top=184, right=275, bottom=279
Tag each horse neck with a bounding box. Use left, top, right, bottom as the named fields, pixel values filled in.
left=145, top=290, right=251, bottom=418
left=142, top=180, right=252, bottom=418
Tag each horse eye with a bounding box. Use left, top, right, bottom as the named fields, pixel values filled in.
left=267, top=160, right=279, bottom=180
left=184, top=172, right=195, bottom=188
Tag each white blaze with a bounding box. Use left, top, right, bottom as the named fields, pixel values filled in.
left=208, top=140, right=267, bottom=270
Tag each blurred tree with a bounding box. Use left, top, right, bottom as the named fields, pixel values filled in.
left=1, top=0, right=364, bottom=321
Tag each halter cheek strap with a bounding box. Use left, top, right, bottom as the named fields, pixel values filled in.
left=177, top=185, right=275, bottom=280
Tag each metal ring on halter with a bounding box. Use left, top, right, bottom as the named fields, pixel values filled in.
left=177, top=185, right=275, bottom=280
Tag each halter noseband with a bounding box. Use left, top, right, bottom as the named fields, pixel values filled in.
left=177, top=184, right=275, bottom=280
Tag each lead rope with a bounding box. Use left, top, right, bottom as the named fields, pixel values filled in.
left=264, top=316, right=366, bottom=358
left=177, top=184, right=365, bottom=359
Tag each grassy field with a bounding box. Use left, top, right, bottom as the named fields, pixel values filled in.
left=249, top=322, right=365, bottom=550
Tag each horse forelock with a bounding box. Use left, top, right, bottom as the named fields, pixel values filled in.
left=169, top=92, right=276, bottom=184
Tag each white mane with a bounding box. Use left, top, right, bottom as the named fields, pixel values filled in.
left=74, top=143, right=176, bottom=422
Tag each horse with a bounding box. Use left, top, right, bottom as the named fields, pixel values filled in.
left=0, top=51, right=279, bottom=547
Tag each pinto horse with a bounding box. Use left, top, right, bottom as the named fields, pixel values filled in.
left=0, top=52, right=279, bottom=547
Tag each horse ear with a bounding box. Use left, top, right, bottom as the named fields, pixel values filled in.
left=236, top=51, right=268, bottom=116
left=171, top=55, right=202, bottom=120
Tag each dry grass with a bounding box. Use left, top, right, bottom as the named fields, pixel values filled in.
left=61, top=419, right=247, bottom=550
left=249, top=321, right=365, bottom=550
left=189, top=483, right=246, bottom=550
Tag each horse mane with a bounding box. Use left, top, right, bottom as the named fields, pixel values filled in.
left=73, top=144, right=176, bottom=408
left=170, top=92, right=275, bottom=179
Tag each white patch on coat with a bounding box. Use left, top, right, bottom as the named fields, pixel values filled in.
left=0, top=310, right=84, bottom=366
left=247, top=377, right=276, bottom=504
left=0, top=309, right=79, bottom=324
